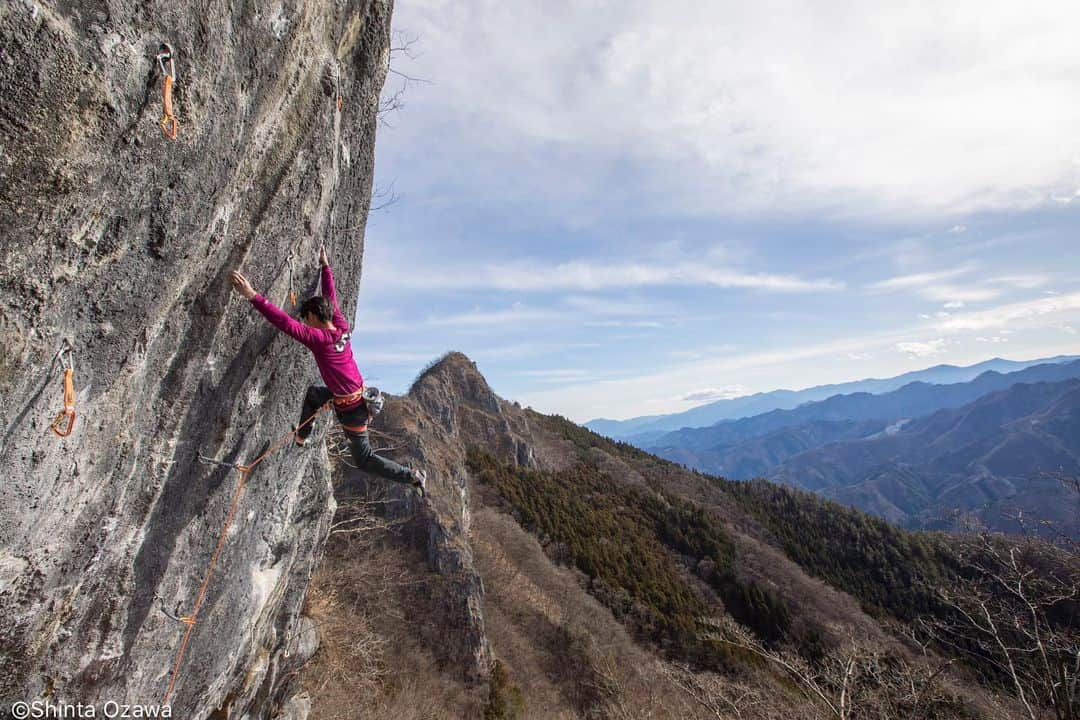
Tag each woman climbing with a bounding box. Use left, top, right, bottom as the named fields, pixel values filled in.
left=229, top=246, right=427, bottom=497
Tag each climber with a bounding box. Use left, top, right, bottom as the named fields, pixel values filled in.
left=228, top=247, right=427, bottom=497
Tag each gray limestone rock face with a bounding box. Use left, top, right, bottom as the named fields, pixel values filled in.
left=0, top=0, right=392, bottom=717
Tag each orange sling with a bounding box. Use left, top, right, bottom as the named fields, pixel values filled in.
left=50, top=344, right=76, bottom=437
left=157, top=44, right=178, bottom=140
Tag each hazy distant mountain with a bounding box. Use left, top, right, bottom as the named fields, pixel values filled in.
left=587, top=355, right=1079, bottom=440
left=646, top=360, right=1080, bottom=476
left=770, top=378, right=1080, bottom=535
left=654, top=418, right=891, bottom=481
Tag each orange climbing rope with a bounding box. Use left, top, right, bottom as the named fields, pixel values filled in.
left=162, top=399, right=334, bottom=703
left=157, top=44, right=178, bottom=140
left=49, top=342, right=76, bottom=437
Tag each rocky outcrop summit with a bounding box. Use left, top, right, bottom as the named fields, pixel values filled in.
left=0, top=0, right=392, bottom=716
left=337, top=352, right=547, bottom=682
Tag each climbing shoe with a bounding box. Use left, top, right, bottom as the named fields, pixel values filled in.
left=410, top=468, right=427, bottom=498
left=292, top=425, right=309, bottom=448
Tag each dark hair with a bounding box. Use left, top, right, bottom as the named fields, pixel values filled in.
left=300, top=296, right=333, bottom=323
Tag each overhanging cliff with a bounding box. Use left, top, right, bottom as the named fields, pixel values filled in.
left=0, top=0, right=392, bottom=716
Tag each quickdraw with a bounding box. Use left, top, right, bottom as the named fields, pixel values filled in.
left=287, top=252, right=298, bottom=307
left=49, top=340, right=76, bottom=437
left=156, top=43, right=179, bottom=140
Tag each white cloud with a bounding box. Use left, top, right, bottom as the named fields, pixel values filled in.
left=923, top=285, right=1002, bottom=303
left=394, top=259, right=841, bottom=293
left=519, top=326, right=927, bottom=420
left=513, top=314, right=1080, bottom=420
left=943, top=300, right=966, bottom=309
left=586, top=320, right=666, bottom=328
left=975, top=335, right=1009, bottom=343
left=680, top=386, right=750, bottom=403
left=869, top=269, right=970, bottom=291
left=988, top=274, right=1051, bottom=289
left=896, top=339, right=948, bottom=358
left=390, top=0, right=1080, bottom=219
left=936, top=292, right=1080, bottom=332
left=1051, top=188, right=1080, bottom=204
left=562, top=295, right=666, bottom=316
left=514, top=368, right=596, bottom=384
left=361, top=350, right=443, bottom=365
left=867, top=268, right=1000, bottom=304
left=516, top=369, right=590, bottom=378
left=428, top=305, right=558, bottom=326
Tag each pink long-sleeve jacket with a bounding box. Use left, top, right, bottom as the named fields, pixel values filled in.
left=249, top=265, right=364, bottom=398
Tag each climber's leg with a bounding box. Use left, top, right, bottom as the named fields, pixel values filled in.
left=344, top=428, right=418, bottom=485
left=296, top=385, right=333, bottom=444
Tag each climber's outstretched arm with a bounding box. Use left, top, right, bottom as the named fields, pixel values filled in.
left=230, top=269, right=320, bottom=346
left=318, top=245, right=348, bottom=331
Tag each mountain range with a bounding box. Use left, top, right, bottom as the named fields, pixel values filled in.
left=772, top=377, right=1080, bottom=533
left=643, top=360, right=1080, bottom=535
left=587, top=355, right=1080, bottom=442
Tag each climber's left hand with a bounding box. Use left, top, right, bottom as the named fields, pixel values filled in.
left=319, top=245, right=329, bottom=268
left=230, top=270, right=257, bottom=299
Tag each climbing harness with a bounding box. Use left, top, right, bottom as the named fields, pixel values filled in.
left=332, top=387, right=365, bottom=409
left=156, top=43, right=179, bottom=140
left=332, top=388, right=369, bottom=432
left=333, top=388, right=382, bottom=434
left=161, top=399, right=334, bottom=703
left=49, top=340, right=76, bottom=437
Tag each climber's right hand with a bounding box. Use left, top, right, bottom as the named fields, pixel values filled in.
left=319, top=245, right=329, bottom=268
left=230, top=270, right=257, bottom=300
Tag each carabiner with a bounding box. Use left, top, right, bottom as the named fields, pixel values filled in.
left=287, top=253, right=298, bottom=306
left=53, top=337, right=73, bottom=370
left=156, top=42, right=177, bottom=81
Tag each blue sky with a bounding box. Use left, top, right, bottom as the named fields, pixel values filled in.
left=353, top=0, right=1080, bottom=422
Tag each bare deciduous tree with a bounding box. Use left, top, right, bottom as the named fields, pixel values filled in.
left=378, top=31, right=429, bottom=127
left=923, top=531, right=1079, bottom=720
left=683, top=618, right=960, bottom=720
left=661, top=661, right=774, bottom=720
